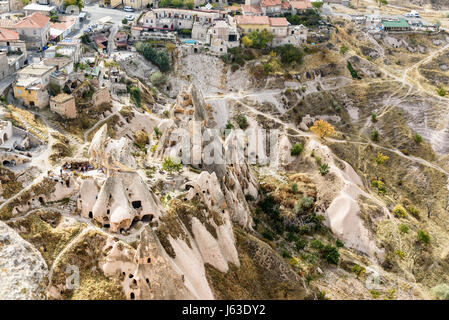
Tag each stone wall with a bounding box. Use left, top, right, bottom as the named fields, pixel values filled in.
left=92, top=87, right=111, bottom=107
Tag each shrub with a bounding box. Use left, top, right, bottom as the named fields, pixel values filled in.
left=318, top=163, right=330, bottom=176
left=153, top=126, right=161, bottom=137
left=432, top=284, right=449, bottom=300
left=236, top=114, right=249, bottom=129
left=371, top=180, right=386, bottom=195
left=291, top=143, right=303, bottom=156
left=262, top=230, right=275, bottom=241
left=417, top=230, right=430, bottom=245
left=133, top=130, right=148, bottom=150
left=291, top=183, right=298, bottom=193
left=161, top=157, right=182, bottom=172
left=394, top=250, right=405, bottom=259
left=281, top=250, right=292, bottom=258
left=150, top=71, right=167, bottom=87
left=371, top=130, right=379, bottom=141
left=294, top=196, right=315, bottom=214
left=392, top=204, right=407, bottom=218
left=336, top=239, right=344, bottom=248
left=129, top=86, right=141, bottom=108
left=436, top=87, right=447, bottom=97
left=371, top=113, right=377, bottom=122
left=414, top=133, right=423, bottom=144
left=244, top=193, right=255, bottom=202
left=225, top=122, right=234, bottom=130
left=407, top=206, right=420, bottom=220
left=295, top=238, right=307, bottom=251
left=321, top=245, right=339, bottom=265
left=398, top=224, right=409, bottom=233
left=351, top=264, right=366, bottom=277
left=122, top=18, right=128, bottom=25
left=370, top=290, right=380, bottom=299
left=375, top=152, right=389, bottom=165
left=340, top=45, right=349, bottom=55
left=310, top=239, right=324, bottom=250
left=347, top=61, right=360, bottom=79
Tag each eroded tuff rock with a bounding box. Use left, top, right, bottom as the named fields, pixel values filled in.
left=0, top=221, right=48, bottom=299
left=78, top=124, right=164, bottom=232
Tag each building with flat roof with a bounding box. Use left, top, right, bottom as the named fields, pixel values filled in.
left=381, top=18, right=411, bottom=31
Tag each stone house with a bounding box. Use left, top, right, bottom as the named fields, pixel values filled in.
left=13, top=77, right=50, bottom=108
left=261, top=0, right=282, bottom=16
left=50, top=93, right=77, bottom=119
left=0, top=28, right=27, bottom=74
left=122, top=0, right=152, bottom=10
left=290, top=0, right=313, bottom=14
left=14, top=12, right=50, bottom=50
left=140, top=8, right=224, bottom=31
left=44, top=38, right=81, bottom=62
left=13, top=62, right=55, bottom=108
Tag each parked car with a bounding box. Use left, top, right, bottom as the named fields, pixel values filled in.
left=124, top=6, right=134, bottom=12
left=125, top=15, right=135, bottom=21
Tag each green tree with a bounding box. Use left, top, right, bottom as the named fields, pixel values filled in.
left=275, top=44, right=303, bottom=65
left=312, top=1, right=323, bottom=9
left=159, top=0, right=171, bottom=7
left=185, top=0, right=194, bottom=9
left=172, top=0, right=183, bottom=7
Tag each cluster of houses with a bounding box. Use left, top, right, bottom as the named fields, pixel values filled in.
left=352, top=10, right=440, bottom=33
left=130, top=0, right=312, bottom=54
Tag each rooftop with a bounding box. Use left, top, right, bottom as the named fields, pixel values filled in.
left=291, top=0, right=313, bottom=10
left=0, top=27, right=19, bottom=41
left=381, top=17, right=410, bottom=28
left=15, top=12, right=50, bottom=29
left=269, top=17, right=289, bottom=27
left=23, top=4, right=56, bottom=12
left=50, top=93, right=74, bottom=103
left=261, top=0, right=282, bottom=7
left=16, top=76, right=42, bottom=88
left=18, top=63, right=55, bottom=77
left=235, top=15, right=270, bottom=25
left=43, top=57, right=73, bottom=69
left=0, top=19, right=16, bottom=29
left=241, top=5, right=263, bottom=14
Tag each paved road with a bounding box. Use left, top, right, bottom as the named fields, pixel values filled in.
left=83, top=4, right=140, bottom=28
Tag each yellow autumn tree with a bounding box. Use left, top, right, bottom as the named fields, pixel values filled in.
left=375, top=152, right=389, bottom=165
left=310, top=119, right=335, bottom=138
left=242, top=36, right=253, bottom=48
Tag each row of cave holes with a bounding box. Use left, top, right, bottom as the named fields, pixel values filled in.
left=124, top=259, right=151, bottom=300
left=184, top=185, right=226, bottom=215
